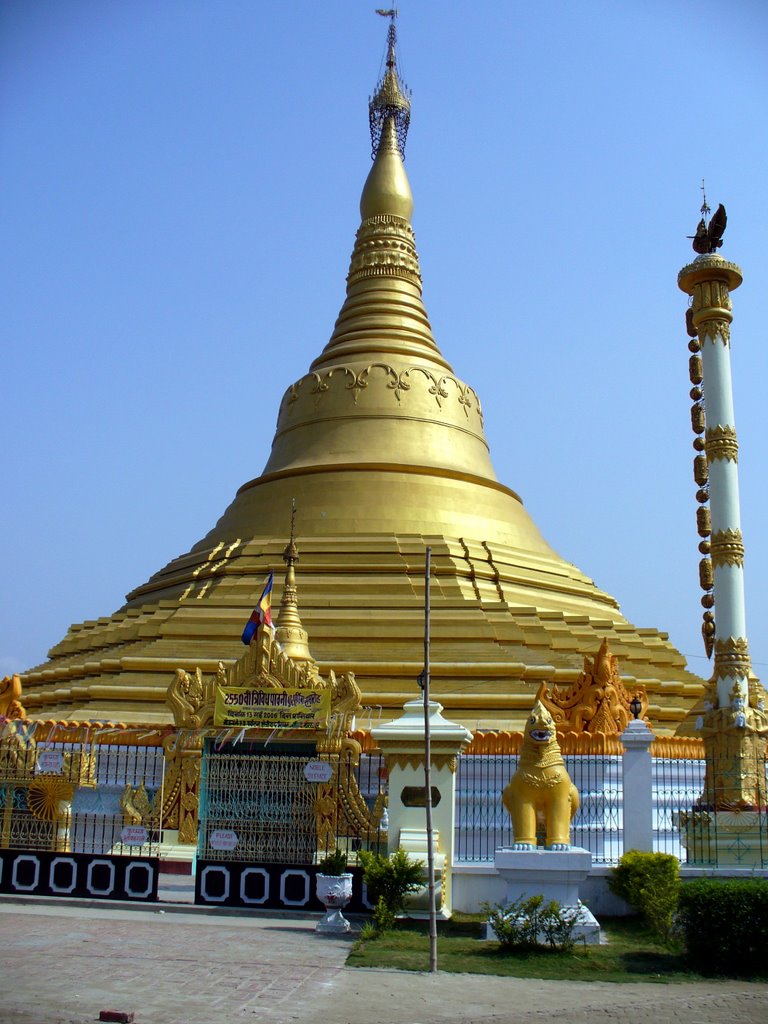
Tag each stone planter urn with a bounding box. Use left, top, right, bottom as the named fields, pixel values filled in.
left=315, top=873, right=353, bottom=933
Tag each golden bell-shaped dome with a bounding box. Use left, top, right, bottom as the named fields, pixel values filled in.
left=18, top=19, right=704, bottom=733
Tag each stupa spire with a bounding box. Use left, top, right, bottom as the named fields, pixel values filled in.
left=306, top=11, right=446, bottom=374
left=273, top=500, right=316, bottom=668
left=369, top=9, right=411, bottom=159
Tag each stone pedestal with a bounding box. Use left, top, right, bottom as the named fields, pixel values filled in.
left=491, top=847, right=600, bottom=944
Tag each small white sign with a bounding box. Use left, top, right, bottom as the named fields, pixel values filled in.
left=121, top=826, right=149, bottom=846
left=210, top=829, right=239, bottom=851
left=36, top=751, right=64, bottom=774
left=304, top=759, right=333, bottom=783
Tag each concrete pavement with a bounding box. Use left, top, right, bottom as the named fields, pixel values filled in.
left=2, top=898, right=767, bottom=1024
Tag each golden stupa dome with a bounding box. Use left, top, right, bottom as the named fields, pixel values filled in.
left=19, top=20, right=704, bottom=733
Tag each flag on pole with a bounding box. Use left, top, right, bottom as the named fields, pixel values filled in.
left=241, top=572, right=274, bottom=645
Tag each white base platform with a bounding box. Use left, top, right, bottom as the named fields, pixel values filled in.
left=490, top=846, right=600, bottom=945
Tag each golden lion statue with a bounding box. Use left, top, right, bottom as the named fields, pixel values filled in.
left=502, top=700, right=578, bottom=850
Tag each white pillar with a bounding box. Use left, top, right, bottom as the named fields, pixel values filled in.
left=678, top=255, right=751, bottom=712
left=620, top=718, right=655, bottom=853
left=372, top=699, right=472, bottom=917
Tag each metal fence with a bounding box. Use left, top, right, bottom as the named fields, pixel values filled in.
left=455, top=754, right=622, bottom=864
left=0, top=739, right=163, bottom=857
left=455, top=751, right=768, bottom=867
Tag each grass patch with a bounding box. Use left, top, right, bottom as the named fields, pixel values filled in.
left=347, top=916, right=766, bottom=982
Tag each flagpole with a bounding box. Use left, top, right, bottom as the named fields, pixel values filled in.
left=421, top=545, right=438, bottom=973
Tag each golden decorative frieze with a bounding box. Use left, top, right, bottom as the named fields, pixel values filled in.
left=650, top=736, right=705, bottom=759
left=281, top=362, right=483, bottom=420
left=705, top=424, right=738, bottom=463
left=684, top=272, right=735, bottom=347
left=714, top=636, right=751, bottom=679
left=699, top=320, right=731, bottom=346
left=710, top=528, right=744, bottom=569
left=348, top=214, right=421, bottom=286
left=383, top=752, right=458, bottom=773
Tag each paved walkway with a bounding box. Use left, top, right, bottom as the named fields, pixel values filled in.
left=2, top=899, right=767, bottom=1024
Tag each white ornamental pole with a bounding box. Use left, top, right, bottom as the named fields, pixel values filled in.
left=678, top=251, right=748, bottom=713
left=679, top=211, right=768, bottom=819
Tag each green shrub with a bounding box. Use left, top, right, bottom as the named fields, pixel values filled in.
left=358, top=848, right=425, bottom=928
left=677, top=877, right=768, bottom=976
left=317, top=848, right=348, bottom=875
left=484, top=894, right=579, bottom=952
left=608, top=850, right=680, bottom=941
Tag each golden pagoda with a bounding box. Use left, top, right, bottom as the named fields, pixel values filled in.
left=20, top=18, right=704, bottom=733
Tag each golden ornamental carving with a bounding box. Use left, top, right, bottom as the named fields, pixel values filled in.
left=120, top=782, right=161, bottom=826
left=650, top=736, right=705, bottom=759
left=688, top=354, right=703, bottom=385
left=714, top=636, right=751, bottom=679
left=348, top=214, right=421, bottom=285
left=689, top=277, right=733, bottom=347
left=281, top=362, right=483, bottom=421
left=693, top=454, right=709, bottom=486
left=699, top=705, right=768, bottom=809
left=698, top=558, right=714, bottom=590
left=705, top=424, right=738, bottom=463
left=690, top=403, right=706, bottom=435
left=696, top=506, right=711, bottom=537
left=710, top=528, right=744, bottom=569
left=26, top=776, right=75, bottom=821
left=536, top=639, right=647, bottom=734
left=313, top=747, right=387, bottom=851
left=0, top=674, right=26, bottom=721
left=160, top=731, right=203, bottom=840
left=167, top=666, right=219, bottom=729
left=698, top=319, right=731, bottom=346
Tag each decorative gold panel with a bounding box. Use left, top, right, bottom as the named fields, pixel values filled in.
left=714, top=636, right=751, bottom=679
left=710, top=528, right=744, bottom=569
left=705, top=425, right=738, bottom=463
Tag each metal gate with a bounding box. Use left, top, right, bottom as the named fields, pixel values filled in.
left=194, top=741, right=386, bottom=911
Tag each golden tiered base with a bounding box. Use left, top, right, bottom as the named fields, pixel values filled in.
left=21, top=532, right=703, bottom=733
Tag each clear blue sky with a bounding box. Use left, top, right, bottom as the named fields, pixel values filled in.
left=3, top=1, right=767, bottom=683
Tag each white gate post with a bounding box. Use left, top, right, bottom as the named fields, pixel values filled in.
left=620, top=719, right=655, bottom=853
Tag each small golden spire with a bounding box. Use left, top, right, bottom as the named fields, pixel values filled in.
left=274, top=500, right=315, bottom=665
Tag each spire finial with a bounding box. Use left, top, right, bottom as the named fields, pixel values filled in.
left=370, top=9, right=411, bottom=159
left=688, top=182, right=727, bottom=255
left=700, top=179, right=711, bottom=225
left=283, top=498, right=298, bottom=564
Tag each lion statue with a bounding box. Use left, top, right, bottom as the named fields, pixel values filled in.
left=502, top=700, right=579, bottom=850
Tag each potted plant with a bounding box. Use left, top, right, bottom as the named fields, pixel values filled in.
left=315, top=849, right=353, bottom=933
